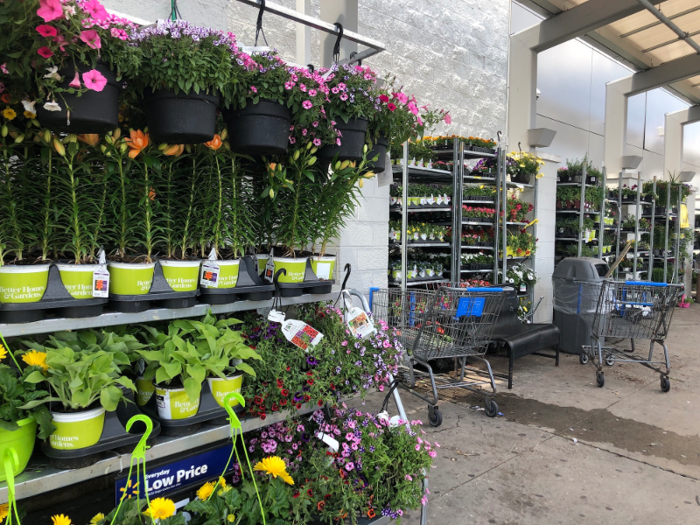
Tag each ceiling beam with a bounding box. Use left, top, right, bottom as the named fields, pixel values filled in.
left=621, top=53, right=700, bottom=97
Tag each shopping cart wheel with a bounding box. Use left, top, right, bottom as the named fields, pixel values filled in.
left=596, top=371, right=605, bottom=388
left=579, top=353, right=589, bottom=365
left=428, top=405, right=443, bottom=428
left=605, top=355, right=615, bottom=367
left=660, top=375, right=671, bottom=393
left=484, top=398, right=499, bottom=418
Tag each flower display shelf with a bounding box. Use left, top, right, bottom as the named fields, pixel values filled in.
left=0, top=264, right=108, bottom=324
left=40, top=392, right=161, bottom=470
left=389, top=205, right=452, bottom=213
left=109, top=260, right=199, bottom=313
left=199, top=256, right=275, bottom=304
left=389, top=278, right=449, bottom=288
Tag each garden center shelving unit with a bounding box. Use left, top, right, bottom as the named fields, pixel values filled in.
left=607, top=173, right=648, bottom=281
left=641, top=177, right=683, bottom=284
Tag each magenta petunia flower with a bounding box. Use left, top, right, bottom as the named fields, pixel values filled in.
left=82, top=69, right=107, bottom=92
left=69, top=71, right=81, bottom=88
left=0, top=63, right=7, bottom=75
left=394, top=92, right=408, bottom=104
left=80, top=0, right=109, bottom=21
left=302, top=100, right=312, bottom=110
left=313, top=138, right=321, bottom=147
left=79, top=30, right=101, bottom=50
left=37, top=46, right=54, bottom=59
left=443, top=113, right=452, bottom=124
left=36, top=25, right=58, bottom=38
left=387, top=103, right=396, bottom=112
left=250, top=86, right=257, bottom=93
left=37, top=0, right=63, bottom=22
left=379, top=94, right=389, bottom=103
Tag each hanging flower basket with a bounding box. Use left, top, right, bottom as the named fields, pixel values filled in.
left=366, top=135, right=389, bottom=174
left=0, top=418, right=37, bottom=480
left=319, top=118, right=369, bottom=162
left=144, top=89, right=220, bottom=144
left=224, top=99, right=292, bottom=155
left=35, top=62, right=120, bottom=134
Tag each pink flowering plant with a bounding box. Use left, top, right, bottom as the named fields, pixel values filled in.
left=225, top=51, right=289, bottom=109
left=128, top=19, right=241, bottom=98
left=0, top=0, right=138, bottom=107
left=285, top=67, right=337, bottom=147
left=319, top=64, right=378, bottom=126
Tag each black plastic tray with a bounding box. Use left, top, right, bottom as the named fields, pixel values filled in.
left=40, top=392, right=161, bottom=470
left=199, top=256, right=274, bottom=304
left=140, top=380, right=243, bottom=437
left=109, top=261, right=199, bottom=313
left=0, top=265, right=108, bottom=324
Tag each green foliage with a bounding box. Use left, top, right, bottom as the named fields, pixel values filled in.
left=0, top=364, right=54, bottom=440
left=96, top=496, right=186, bottom=525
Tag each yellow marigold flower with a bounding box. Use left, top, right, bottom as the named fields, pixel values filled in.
left=51, top=515, right=72, bottom=525
left=197, top=481, right=215, bottom=501
left=0, top=504, right=8, bottom=522
left=253, top=456, right=294, bottom=485
left=23, top=111, right=36, bottom=119
left=2, top=109, right=16, bottom=121
left=145, top=498, right=176, bottom=520
left=227, top=515, right=236, bottom=523
left=89, top=513, right=105, bottom=525
left=22, top=350, right=48, bottom=371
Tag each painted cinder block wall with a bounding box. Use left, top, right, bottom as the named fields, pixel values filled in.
left=103, top=0, right=511, bottom=296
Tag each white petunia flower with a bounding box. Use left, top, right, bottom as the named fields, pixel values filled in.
left=43, top=100, right=62, bottom=112
left=21, top=99, right=36, bottom=114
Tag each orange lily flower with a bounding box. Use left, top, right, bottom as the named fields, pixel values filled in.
left=205, top=134, right=222, bottom=150
left=163, top=144, right=184, bottom=156
left=77, top=134, right=99, bottom=147
left=125, top=129, right=149, bottom=159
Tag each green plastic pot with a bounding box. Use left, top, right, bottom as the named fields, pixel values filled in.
left=160, top=260, right=201, bottom=292
left=56, top=263, right=105, bottom=299
left=0, top=417, right=37, bottom=481
left=200, top=260, right=240, bottom=289
left=273, top=257, right=308, bottom=283
left=310, top=255, right=335, bottom=280
left=135, top=377, right=155, bottom=407
left=107, top=262, right=155, bottom=295
left=207, top=375, right=243, bottom=409
left=155, top=384, right=200, bottom=420
left=256, top=254, right=269, bottom=274
left=49, top=406, right=105, bottom=450
left=0, top=265, right=50, bottom=303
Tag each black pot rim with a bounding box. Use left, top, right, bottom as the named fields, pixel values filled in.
left=224, top=98, right=291, bottom=119
left=145, top=88, right=220, bottom=105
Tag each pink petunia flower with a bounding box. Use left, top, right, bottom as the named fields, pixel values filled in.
left=250, top=86, right=257, bottom=93
left=313, top=138, right=321, bottom=147
left=302, top=129, right=308, bottom=136
left=302, top=100, right=312, bottom=110
left=284, top=81, right=295, bottom=90
left=0, top=63, right=7, bottom=75
left=68, top=71, right=81, bottom=88
left=394, top=92, right=408, bottom=104
left=336, top=138, right=342, bottom=146
left=309, top=89, right=317, bottom=97
left=82, top=69, right=107, bottom=92
left=79, top=30, right=101, bottom=49
left=339, top=93, right=348, bottom=101
left=37, top=46, right=54, bottom=59
left=387, top=103, right=396, bottom=112
left=312, top=121, right=318, bottom=127
left=80, top=0, right=109, bottom=21
left=443, top=113, right=452, bottom=124
left=36, top=25, right=58, bottom=37
left=407, top=102, right=419, bottom=116
left=37, top=0, right=63, bottom=22
left=110, top=28, right=128, bottom=40
left=289, top=136, right=296, bottom=144
left=300, top=84, right=307, bottom=92
left=379, top=94, right=389, bottom=103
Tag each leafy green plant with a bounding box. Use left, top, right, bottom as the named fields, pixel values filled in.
left=94, top=496, right=186, bottom=525
left=0, top=140, right=35, bottom=262
left=0, top=364, right=54, bottom=440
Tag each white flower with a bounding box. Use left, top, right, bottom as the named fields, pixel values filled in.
left=43, top=100, right=62, bottom=112
left=509, top=278, right=515, bottom=283
left=21, top=99, right=36, bottom=114
left=43, top=66, right=59, bottom=80
left=64, top=5, right=76, bottom=17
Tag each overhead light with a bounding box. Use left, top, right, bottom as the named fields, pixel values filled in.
left=679, top=170, right=696, bottom=182
left=621, top=155, right=642, bottom=169
left=528, top=128, right=556, bottom=148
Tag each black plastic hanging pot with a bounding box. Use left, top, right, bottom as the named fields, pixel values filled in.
left=143, top=89, right=220, bottom=144
left=319, top=118, right=369, bottom=162
left=224, top=99, right=292, bottom=155
left=366, top=135, right=389, bottom=174
left=35, top=62, right=120, bottom=134
left=511, top=172, right=531, bottom=184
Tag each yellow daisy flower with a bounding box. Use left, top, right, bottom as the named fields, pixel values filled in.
left=145, top=498, right=176, bottom=520
left=0, top=344, right=7, bottom=361
left=22, top=350, right=48, bottom=371
left=197, top=481, right=215, bottom=501
left=2, top=109, right=16, bottom=121
left=253, top=456, right=294, bottom=485
left=218, top=476, right=227, bottom=489
left=89, top=513, right=105, bottom=525
left=0, top=503, right=8, bottom=522
left=51, top=515, right=72, bottom=525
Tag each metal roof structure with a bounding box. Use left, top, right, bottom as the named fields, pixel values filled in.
left=519, top=0, right=700, bottom=103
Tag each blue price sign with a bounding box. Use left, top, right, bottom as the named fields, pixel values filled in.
left=455, top=297, right=485, bottom=318
left=115, top=443, right=234, bottom=505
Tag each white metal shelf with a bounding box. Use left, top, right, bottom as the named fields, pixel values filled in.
left=0, top=293, right=336, bottom=338
left=389, top=206, right=452, bottom=213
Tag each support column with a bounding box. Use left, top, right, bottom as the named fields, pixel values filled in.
left=663, top=106, right=700, bottom=176
left=603, top=78, right=632, bottom=178
left=507, top=30, right=538, bottom=153
left=295, top=0, right=311, bottom=66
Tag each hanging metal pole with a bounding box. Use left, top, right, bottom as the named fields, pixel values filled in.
left=598, top=167, right=605, bottom=259
left=614, top=172, right=622, bottom=279
left=501, top=151, right=508, bottom=281
left=578, top=164, right=587, bottom=257
left=401, top=141, right=408, bottom=293
left=675, top=189, right=681, bottom=283
left=494, top=149, right=502, bottom=282
left=648, top=178, right=656, bottom=279
left=633, top=173, right=641, bottom=278
left=531, top=171, right=538, bottom=298
left=451, top=138, right=462, bottom=282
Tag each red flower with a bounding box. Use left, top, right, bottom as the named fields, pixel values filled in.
left=304, top=395, right=310, bottom=402
left=280, top=399, right=288, bottom=406
left=36, top=25, right=58, bottom=37
left=330, top=383, right=335, bottom=390
left=379, top=94, right=389, bottom=103
left=277, top=378, right=284, bottom=387
left=281, top=389, right=289, bottom=397
left=271, top=403, right=279, bottom=411
left=318, top=400, right=323, bottom=406
left=306, top=371, right=313, bottom=376
left=37, top=46, right=53, bottom=59
left=293, top=492, right=300, bottom=499
left=296, top=403, right=302, bottom=409
left=368, top=509, right=376, bottom=519
left=325, top=494, right=332, bottom=500
left=307, top=379, right=314, bottom=386
left=317, top=501, right=326, bottom=511
left=387, top=103, right=397, bottom=112
left=260, top=413, right=266, bottom=420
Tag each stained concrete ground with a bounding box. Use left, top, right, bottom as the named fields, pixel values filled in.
left=350, top=305, right=700, bottom=524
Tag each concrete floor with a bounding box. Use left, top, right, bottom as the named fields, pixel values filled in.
left=352, top=305, right=700, bottom=524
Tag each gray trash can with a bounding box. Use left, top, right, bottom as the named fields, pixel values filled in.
left=552, top=257, right=609, bottom=354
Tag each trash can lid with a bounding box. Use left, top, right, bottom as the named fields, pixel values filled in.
left=552, top=257, right=609, bottom=281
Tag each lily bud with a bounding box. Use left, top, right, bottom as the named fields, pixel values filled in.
left=310, top=147, right=317, bottom=154
left=100, top=145, right=107, bottom=153
left=43, top=130, right=51, bottom=143
left=307, top=156, right=317, bottom=166
left=340, top=160, right=350, bottom=170
left=220, top=128, right=228, bottom=140
left=9, top=131, right=18, bottom=140
left=158, top=143, right=169, bottom=151
left=364, top=171, right=375, bottom=178
left=185, top=144, right=192, bottom=153
left=0, top=126, right=7, bottom=138
left=363, top=144, right=368, bottom=153
left=269, top=188, right=275, bottom=198
left=31, top=119, right=40, bottom=128
left=53, top=138, right=66, bottom=156
left=113, top=128, right=121, bottom=140
left=293, top=150, right=300, bottom=161
left=120, top=143, right=128, bottom=154
left=334, top=161, right=341, bottom=171
left=68, top=134, right=77, bottom=143
left=14, top=134, right=24, bottom=144
left=105, top=135, right=113, bottom=145
left=307, top=141, right=313, bottom=150
left=359, top=179, right=364, bottom=188
left=223, top=140, right=230, bottom=150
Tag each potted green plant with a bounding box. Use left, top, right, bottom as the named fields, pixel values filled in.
left=129, top=19, right=239, bottom=143
left=4, top=0, right=138, bottom=133
left=20, top=332, right=136, bottom=450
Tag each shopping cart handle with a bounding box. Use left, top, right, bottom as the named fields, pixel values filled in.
left=344, top=289, right=372, bottom=314
left=624, top=281, right=667, bottom=287
left=466, top=287, right=504, bottom=292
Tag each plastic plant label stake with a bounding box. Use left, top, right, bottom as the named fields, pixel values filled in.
left=315, top=262, right=332, bottom=280
left=346, top=307, right=375, bottom=338
left=519, top=283, right=526, bottom=293
left=268, top=309, right=286, bottom=323
left=93, top=266, right=110, bottom=298
left=281, top=319, right=323, bottom=351
left=316, top=432, right=339, bottom=452
left=264, top=249, right=275, bottom=283
left=201, top=248, right=220, bottom=288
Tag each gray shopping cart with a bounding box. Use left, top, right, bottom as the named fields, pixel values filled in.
left=577, top=279, right=682, bottom=390
left=370, top=285, right=506, bottom=427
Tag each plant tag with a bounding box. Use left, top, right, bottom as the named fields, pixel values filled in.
left=315, top=262, right=332, bottom=280
left=92, top=266, right=110, bottom=298
left=201, top=261, right=220, bottom=288
left=519, top=283, right=526, bottom=293
left=436, top=195, right=443, bottom=205
left=316, top=431, right=339, bottom=452
left=98, top=248, right=106, bottom=265
left=268, top=309, right=286, bottom=323
left=264, top=257, right=275, bottom=283
left=419, top=197, right=427, bottom=205
left=346, top=306, right=375, bottom=338
left=281, top=319, right=323, bottom=351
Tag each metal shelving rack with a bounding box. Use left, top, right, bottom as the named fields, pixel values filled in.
left=643, top=177, right=682, bottom=283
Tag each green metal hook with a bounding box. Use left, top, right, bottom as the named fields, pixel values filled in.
left=4, top=448, right=21, bottom=525
left=125, top=415, right=153, bottom=460
left=222, top=393, right=245, bottom=430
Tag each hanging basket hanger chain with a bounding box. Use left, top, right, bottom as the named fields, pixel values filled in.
left=255, top=0, right=269, bottom=47
left=333, top=22, right=344, bottom=64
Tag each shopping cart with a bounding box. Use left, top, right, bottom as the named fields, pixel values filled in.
left=370, top=286, right=506, bottom=427
left=577, top=279, right=682, bottom=390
